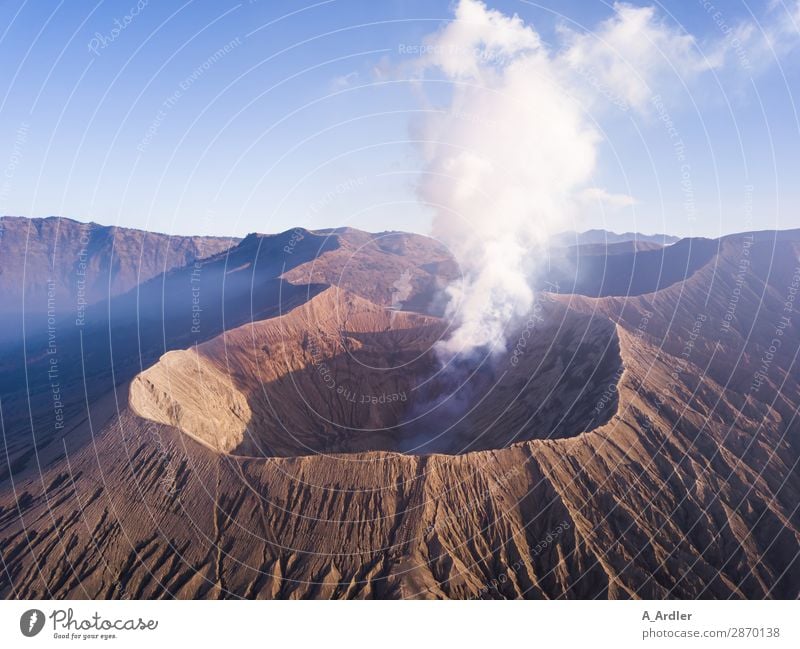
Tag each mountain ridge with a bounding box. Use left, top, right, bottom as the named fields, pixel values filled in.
left=0, top=224, right=798, bottom=599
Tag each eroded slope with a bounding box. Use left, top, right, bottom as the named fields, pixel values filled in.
left=1, top=230, right=798, bottom=599
left=130, top=289, right=623, bottom=457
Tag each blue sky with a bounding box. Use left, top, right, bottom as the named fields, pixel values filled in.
left=0, top=0, right=798, bottom=239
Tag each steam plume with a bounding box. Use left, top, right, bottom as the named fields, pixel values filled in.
left=415, top=0, right=598, bottom=358
left=414, top=0, right=724, bottom=359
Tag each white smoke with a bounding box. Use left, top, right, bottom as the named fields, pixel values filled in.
left=413, top=0, right=719, bottom=359
left=415, top=0, right=597, bottom=358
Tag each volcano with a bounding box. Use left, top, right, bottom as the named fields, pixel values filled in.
left=0, top=222, right=798, bottom=599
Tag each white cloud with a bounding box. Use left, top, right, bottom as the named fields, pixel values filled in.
left=765, top=0, right=800, bottom=55
left=331, top=71, right=360, bottom=89
left=579, top=187, right=637, bottom=209
left=558, top=2, right=716, bottom=111
left=703, top=0, right=800, bottom=74
left=417, top=0, right=541, bottom=79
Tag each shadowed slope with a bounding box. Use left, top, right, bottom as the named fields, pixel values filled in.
left=0, top=216, right=237, bottom=345
left=0, top=227, right=455, bottom=477
left=129, top=290, right=623, bottom=457
left=0, top=230, right=798, bottom=599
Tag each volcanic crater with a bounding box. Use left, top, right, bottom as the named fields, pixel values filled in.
left=4, top=224, right=799, bottom=599
left=129, top=288, right=624, bottom=458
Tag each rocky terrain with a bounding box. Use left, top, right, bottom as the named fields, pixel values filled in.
left=128, top=288, right=621, bottom=457
left=0, top=223, right=798, bottom=599
left=0, top=216, right=237, bottom=313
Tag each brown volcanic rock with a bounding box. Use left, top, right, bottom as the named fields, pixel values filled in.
left=0, top=226, right=459, bottom=483
left=130, top=288, right=445, bottom=456
left=128, top=288, right=623, bottom=457
left=0, top=229, right=799, bottom=599
left=280, top=228, right=458, bottom=314
left=0, top=216, right=237, bottom=312
left=129, top=349, right=253, bottom=454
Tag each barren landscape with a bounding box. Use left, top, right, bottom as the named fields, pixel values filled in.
left=1, top=0, right=800, bottom=615
left=1, top=217, right=798, bottom=599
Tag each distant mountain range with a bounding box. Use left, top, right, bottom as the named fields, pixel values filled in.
left=551, top=229, right=680, bottom=247
left=0, top=215, right=238, bottom=314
